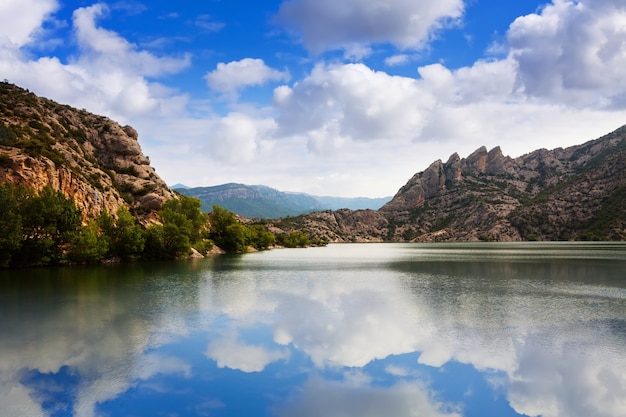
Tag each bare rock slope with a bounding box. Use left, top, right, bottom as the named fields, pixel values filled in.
left=277, top=125, right=626, bottom=242
left=0, top=82, right=175, bottom=224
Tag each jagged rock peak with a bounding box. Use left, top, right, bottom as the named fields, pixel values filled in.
left=444, top=152, right=462, bottom=181
left=465, top=146, right=488, bottom=174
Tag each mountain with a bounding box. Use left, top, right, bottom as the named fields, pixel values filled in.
left=170, top=183, right=191, bottom=189
left=271, top=125, right=626, bottom=242
left=174, top=183, right=391, bottom=219
left=0, top=82, right=175, bottom=224
left=2, top=81, right=623, bottom=243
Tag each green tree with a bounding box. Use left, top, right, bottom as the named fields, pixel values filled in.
left=0, top=183, right=22, bottom=267
left=69, top=219, right=108, bottom=263
left=277, top=230, right=310, bottom=248
left=142, top=224, right=166, bottom=259
left=142, top=195, right=211, bottom=259
left=162, top=195, right=208, bottom=243
left=160, top=208, right=193, bottom=258
left=249, top=224, right=275, bottom=250
left=15, top=185, right=81, bottom=266
left=222, top=223, right=251, bottom=252
left=209, top=205, right=237, bottom=241
left=99, top=206, right=145, bottom=261
left=209, top=205, right=239, bottom=250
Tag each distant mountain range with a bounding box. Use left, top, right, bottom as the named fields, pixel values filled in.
left=172, top=183, right=391, bottom=219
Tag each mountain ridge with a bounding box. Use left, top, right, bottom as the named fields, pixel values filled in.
left=174, top=183, right=391, bottom=218
left=272, top=126, right=626, bottom=242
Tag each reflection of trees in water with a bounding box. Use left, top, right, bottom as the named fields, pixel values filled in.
left=0, top=262, right=208, bottom=417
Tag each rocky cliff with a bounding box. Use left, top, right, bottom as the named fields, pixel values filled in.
left=0, top=82, right=175, bottom=224
left=380, top=125, right=626, bottom=241
left=277, top=125, right=626, bottom=242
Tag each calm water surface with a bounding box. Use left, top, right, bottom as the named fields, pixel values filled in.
left=1, top=242, right=625, bottom=417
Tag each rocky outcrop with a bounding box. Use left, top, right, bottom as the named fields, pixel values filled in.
left=380, top=125, right=626, bottom=241
left=0, top=82, right=175, bottom=224
left=277, top=125, right=626, bottom=242
left=267, top=208, right=388, bottom=243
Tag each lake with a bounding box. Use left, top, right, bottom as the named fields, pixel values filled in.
left=1, top=242, right=625, bottom=417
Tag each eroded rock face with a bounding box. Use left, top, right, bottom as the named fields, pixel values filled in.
left=379, top=126, right=626, bottom=241
left=268, top=208, right=389, bottom=243
left=286, top=125, right=626, bottom=243
left=380, top=145, right=511, bottom=212
left=0, top=82, right=175, bottom=224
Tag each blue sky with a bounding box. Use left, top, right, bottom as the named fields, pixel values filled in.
left=1, top=0, right=625, bottom=197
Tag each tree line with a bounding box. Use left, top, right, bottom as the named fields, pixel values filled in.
left=0, top=183, right=319, bottom=268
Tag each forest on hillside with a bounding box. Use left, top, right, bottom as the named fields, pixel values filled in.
left=0, top=184, right=324, bottom=269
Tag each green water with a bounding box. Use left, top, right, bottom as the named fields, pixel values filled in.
left=1, top=242, right=625, bottom=417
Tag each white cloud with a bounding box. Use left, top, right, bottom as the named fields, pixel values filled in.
left=385, top=54, right=410, bottom=66
left=204, top=112, right=276, bottom=163
left=0, top=3, right=191, bottom=124
left=273, top=63, right=435, bottom=147
left=342, top=44, right=373, bottom=61
left=0, top=0, right=58, bottom=47
left=73, top=4, right=191, bottom=77
left=507, top=0, right=626, bottom=108
left=205, top=58, right=289, bottom=97
left=275, top=0, right=464, bottom=53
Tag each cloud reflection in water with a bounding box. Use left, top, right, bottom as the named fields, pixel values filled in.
left=0, top=243, right=625, bottom=417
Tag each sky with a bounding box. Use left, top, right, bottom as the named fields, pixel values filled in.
left=1, top=0, right=625, bottom=198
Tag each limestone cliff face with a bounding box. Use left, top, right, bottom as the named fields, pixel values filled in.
left=380, top=125, right=626, bottom=241
left=381, top=145, right=516, bottom=213
left=0, top=82, right=175, bottom=224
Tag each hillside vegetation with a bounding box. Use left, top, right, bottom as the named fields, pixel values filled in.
left=0, top=83, right=320, bottom=267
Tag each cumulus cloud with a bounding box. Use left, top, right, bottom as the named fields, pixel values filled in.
left=0, top=0, right=58, bottom=47
left=205, top=58, right=289, bottom=97
left=385, top=54, right=411, bottom=66
left=73, top=4, right=190, bottom=77
left=275, top=0, right=464, bottom=53
left=273, top=63, right=434, bottom=148
left=507, top=0, right=626, bottom=108
left=0, top=3, right=190, bottom=123
left=203, top=112, right=276, bottom=163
